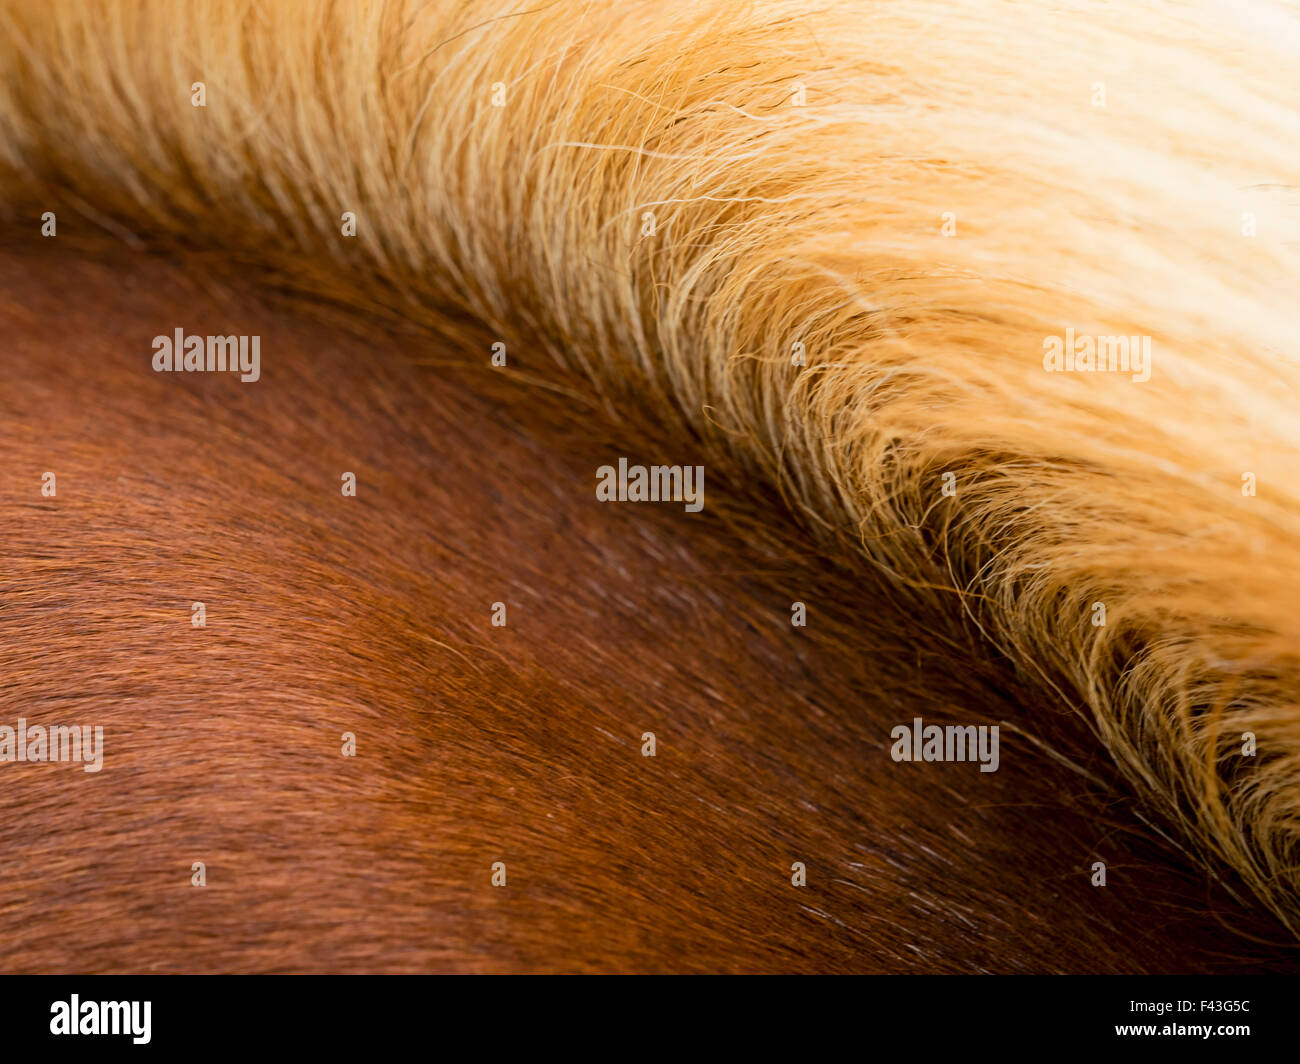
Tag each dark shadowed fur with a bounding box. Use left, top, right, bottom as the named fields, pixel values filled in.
left=1, top=241, right=1296, bottom=973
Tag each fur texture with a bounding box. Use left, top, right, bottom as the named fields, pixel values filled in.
left=2, top=244, right=1297, bottom=973
left=2, top=0, right=1300, bottom=962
